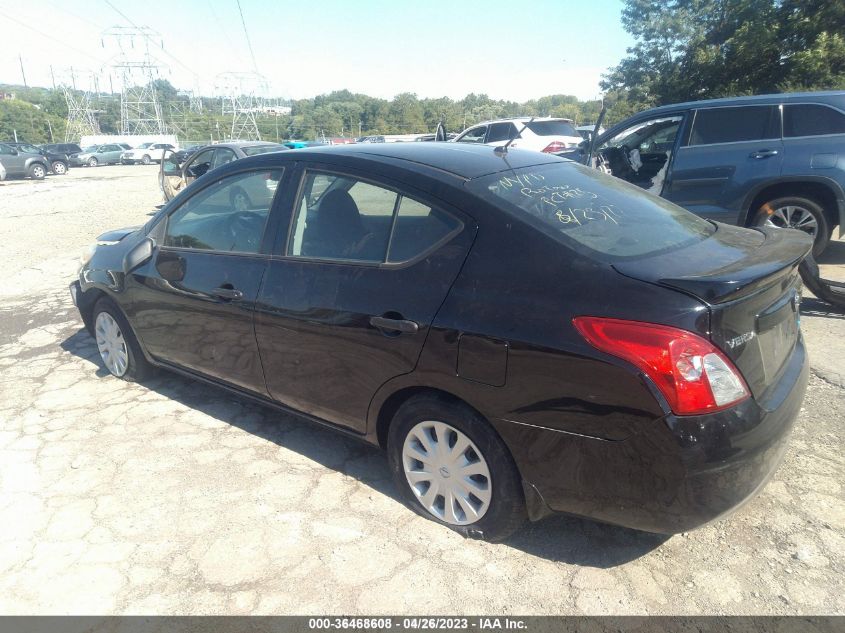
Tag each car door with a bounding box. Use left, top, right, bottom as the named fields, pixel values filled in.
left=254, top=166, right=475, bottom=432
left=663, top=105, right=783, bottom=223
left=0, top=143, right=26, bottom=176
left=126, top=165, right=288, bottom=393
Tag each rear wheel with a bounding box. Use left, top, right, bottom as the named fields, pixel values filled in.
left=88, top=157, right=98, bottom=167
left=387, top=394, right=526, bottom=542
left=141, top=154, right=152, bottom=165
left=752, top=196, right=831, bottom=256
left=51, top=161, right=67, bottom=175
left=28, top=163, right=46, bottom=180
left=92, top=298, right=154, bottom=382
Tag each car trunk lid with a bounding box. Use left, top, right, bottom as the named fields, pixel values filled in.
left=613, top=224, right=812, bottom=399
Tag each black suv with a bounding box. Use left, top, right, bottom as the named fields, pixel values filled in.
left=41, top=142, right=84, bottom=167
left=566, top=91, right=845, bottom=255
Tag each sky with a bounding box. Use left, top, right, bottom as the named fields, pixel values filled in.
left=0, top=0, right=633, bottom=102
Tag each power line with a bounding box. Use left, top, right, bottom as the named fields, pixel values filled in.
left=235, top=0, right=259, bottom=74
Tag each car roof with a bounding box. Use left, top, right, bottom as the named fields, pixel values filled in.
left=637, top=90, right=845, bottom=117
left=469, top=116, right=575, bottom=127
left=278, top=142, right=563, bottom=180
left=214, top=141, right=282, bottom=149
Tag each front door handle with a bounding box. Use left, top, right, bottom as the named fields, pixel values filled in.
left=212, top=286, right=243, bottom=301
left=750, top=149, right=779, bottom=159
left=369, top=315, right=419, bottom=333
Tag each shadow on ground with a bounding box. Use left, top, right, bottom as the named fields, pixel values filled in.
left=61, top=327, right=668, bottom=567
left=817, top=239, right=845, bottom=266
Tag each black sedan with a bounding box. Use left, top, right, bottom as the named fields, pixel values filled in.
left=72, top=143, right=811, bottom=541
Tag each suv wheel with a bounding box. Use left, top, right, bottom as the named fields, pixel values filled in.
left=387, top=394, right=526, bottom=542
left=28, top=163, right=46, bottom=180
left=51, top=161, right=67, bottom=175
left=752, top=196, right=831, bottom=256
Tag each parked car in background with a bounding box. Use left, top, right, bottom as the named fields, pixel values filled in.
left=159, top=141, right=287, bottom=201
left=0, top=142, right=52, bottom=179
left=121, top=142, right=177, bottom=165
left=78, top=144, right=126, bottom=167
left=166, top=145, right=202, bottom=166
left=0, top=160, right=6, bottom=182
left=6, top=142, right=69, bottom=175
left=41, top=142, right=84, bottom=167
left=562, top=91, right=845, bottom=255
left=453, top=117, right=583, bottom=153
left=73, top=143, right=810, bottom=541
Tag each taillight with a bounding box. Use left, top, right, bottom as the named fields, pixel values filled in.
left=542, top=141, right=567, bottom=153
left=573, top=317, right=749, bottom=415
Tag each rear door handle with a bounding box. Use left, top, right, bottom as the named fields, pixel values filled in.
left=212, top=286, right=243, bottom=301
left=369, top=316, right=419, bottom=333
left=750, top=149, right=779, bottom=159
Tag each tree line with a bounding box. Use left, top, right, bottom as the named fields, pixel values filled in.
left=2, top=0, right=843, bottom=145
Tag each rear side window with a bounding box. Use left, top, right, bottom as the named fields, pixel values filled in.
left=486, top=122, right=518, bottom=143
left=288, top=171, right=462, bottom=264
left=457, top=126, right=487, bottom=143
left=471, top=162, right=714, bottom=262
left=525, top=120, right=578, bottom=137
left=690, top=106, right=779, bottom=145
left=784, top=104, right=845, bottom=137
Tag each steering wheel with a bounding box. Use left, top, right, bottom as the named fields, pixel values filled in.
left=225, top=211, right=264, bottom=251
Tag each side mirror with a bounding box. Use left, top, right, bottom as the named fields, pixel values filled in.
left=123, top=237, right=154, bottom=274
left=9, top=149, right=18, bottom=155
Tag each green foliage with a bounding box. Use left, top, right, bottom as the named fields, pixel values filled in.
left=604, top=0, right=845, bottom=112
left=0, top=97, right=67, bottom=144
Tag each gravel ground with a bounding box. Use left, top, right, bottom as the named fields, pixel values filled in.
left=0, top=166, right=843, bottom=615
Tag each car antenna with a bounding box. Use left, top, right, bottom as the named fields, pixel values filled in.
left=495, top=117, right=534, bottom=156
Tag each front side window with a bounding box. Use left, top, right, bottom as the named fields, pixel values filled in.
left=457, top=126, right=487, bottom=144
left=212, top=148, right=237, bottom=169
left=187, top=150, right=215, bottom=179
left=784, top=104, right=845, bottom=137
left=471, top=162, right=714, bottom=262
left=0, top=144, right=15, bottom=155
left=689, top=106, right=779, bottom=146
left=164, top=169, right=283, bottom=254
left=288, top=171, right=461, bottom=264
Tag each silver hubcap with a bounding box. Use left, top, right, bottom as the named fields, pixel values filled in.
left=761, top=205, right=818, bottom=237
left=33, top=167, right=44, bottom=177
left=95, top=312, right=129, bottom=377
left=402, top=421, right=492, bottom=525
left=54, top=163, right=65, bottom=174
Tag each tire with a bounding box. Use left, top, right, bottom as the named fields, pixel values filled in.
left=752, top=196, right=831, bottom=256
left=387, top=394, right=526, bottom=542
left=799, top=253, right=845, bottom=309
left=141, top=154, right=151, bottom=165
left=51, top=161, right=67, bottom=175
left=88, top=157, right=98, bottom=167
left=28, top=163, right=46, bottom=180
left=92, top=298, right=154, bottom=382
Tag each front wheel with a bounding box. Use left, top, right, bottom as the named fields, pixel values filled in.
left=28, top=163, right=46, bottom=179
left=752, top=196, right=831, bottom=256
left=387, top=394, right=526, bottom=542
left=88, top=157, right=98, bottom=167
left=141, top=154, right=151, bottom=165
left=51, top=161, right=67, bottom=175
left=92, top=298, right=154, bottom=382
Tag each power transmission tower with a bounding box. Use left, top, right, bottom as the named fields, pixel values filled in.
left=58, top=69, right=100, bottom=142
left=102, top=26, right=168, bottom=135
left=215, top=72, right=268, bottom=141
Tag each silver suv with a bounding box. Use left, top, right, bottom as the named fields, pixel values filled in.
left=0, top=143, right=51, bottom=180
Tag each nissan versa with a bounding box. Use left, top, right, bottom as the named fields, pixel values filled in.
left=71, top=143, right=811, bottom=541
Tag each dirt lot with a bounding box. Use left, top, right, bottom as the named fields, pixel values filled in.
left=0, top=166, right=843, bottom=615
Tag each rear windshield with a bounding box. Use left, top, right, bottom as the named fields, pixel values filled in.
left=470, top=162, right=714, bottom=262
left=242, top=145, right=285, bottom=156
left=524, top=120, right=578, bottom=137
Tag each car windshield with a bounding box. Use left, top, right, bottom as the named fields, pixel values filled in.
left=524, top=120, right=578, bottom=137
left=137, top=143, right=153, bottom=149
left=469, top=161, right=715, bottom=262
left=242, top=144, right=284, bottom=156
left=83, top=146, right=98, bottom=152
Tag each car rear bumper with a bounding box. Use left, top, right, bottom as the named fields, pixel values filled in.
left=494, top=336, right=809, bottom=534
